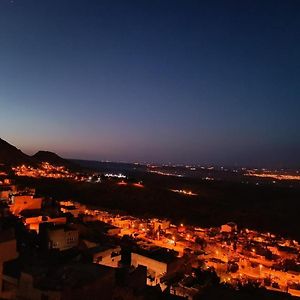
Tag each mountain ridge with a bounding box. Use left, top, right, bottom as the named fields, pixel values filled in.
left=0, top=138, right=71, bottom=167
left=32, top=150, right=73, bottom=167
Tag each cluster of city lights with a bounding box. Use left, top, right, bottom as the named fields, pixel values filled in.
left=12, top=162, right=84, bottom=181
left=117, top=181, right=144, bottom=188
left=104, top=173, right=126, bottom=179
left=246, top=170, right=300, bottom=181
left=81, top=201, right=300, bottom=296
left=170, top=189, right=197, bottom=196
left=148, top=170, right=183, bottom=177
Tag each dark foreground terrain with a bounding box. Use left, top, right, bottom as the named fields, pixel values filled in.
left=15, top=169, right=300, bottom=241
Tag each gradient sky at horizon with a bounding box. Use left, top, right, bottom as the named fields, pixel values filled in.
left=0, top=0, right=299, bottom=167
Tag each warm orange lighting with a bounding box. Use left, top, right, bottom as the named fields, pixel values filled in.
left=246, top=170, right=300, bottom=181
left=133, top=182, right=144, bottom=188
left=12, top=162, right=79, bottom=180
left=118, top=181, right=128, bottom=186
left=170, top=189, right=197, bottom=196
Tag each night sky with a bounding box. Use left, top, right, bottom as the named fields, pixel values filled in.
left=0, top=0, right=299, bottom=167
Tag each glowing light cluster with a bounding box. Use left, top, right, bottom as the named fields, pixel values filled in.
left=170, top=189, right=197, bottom=196
left=12, top=162, right=84, bottom=181
left=246, top=170, right=300, bottom=181
left=148, top=170, right=183, bottom=177
left=104, top=173, right=126, bottom=178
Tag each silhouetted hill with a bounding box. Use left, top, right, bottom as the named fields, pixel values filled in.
left=32, top=151, right=70, bottom=166
left=0, top=138, right=76, bottom=168
left=0, top=138, right=32, bottom=165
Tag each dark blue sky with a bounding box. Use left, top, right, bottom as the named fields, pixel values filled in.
left=0, top=0, right=299, bottom=167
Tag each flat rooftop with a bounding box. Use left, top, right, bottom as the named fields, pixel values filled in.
left=134, top=247, right=179, bottom=264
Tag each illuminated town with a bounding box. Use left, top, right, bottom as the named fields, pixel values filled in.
left=12, top=163, right=78, bottom=180
left=1, top=0, right=299, bottom=299
left=245, top=170, right=300, bottom=181
left=12, top=162, right=99, bottom=182
left=1, top=173, right=300, bottom=299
